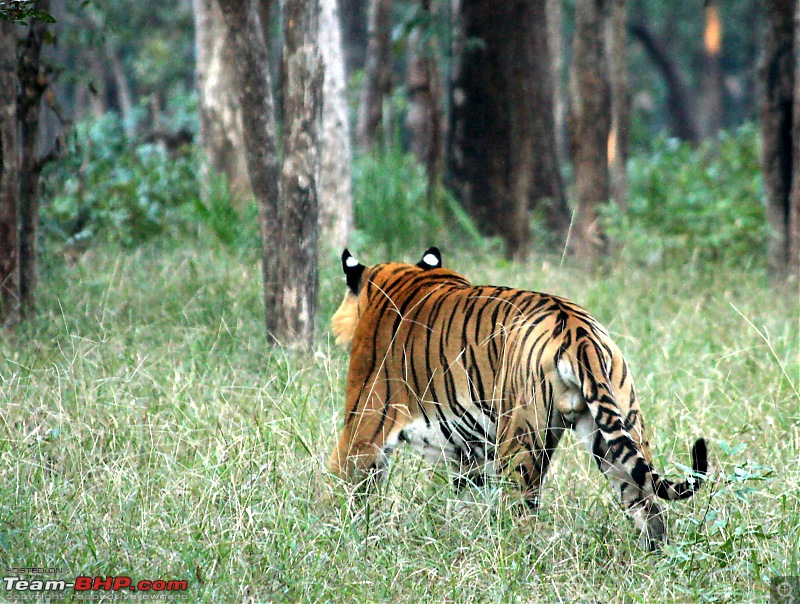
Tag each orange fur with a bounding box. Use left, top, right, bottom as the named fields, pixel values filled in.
left=331, top=293, right=358, bottom=346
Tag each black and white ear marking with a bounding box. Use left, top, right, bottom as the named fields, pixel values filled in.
left=417, top=246, right=442, bottom=270
left=341, top=249, right=365, bottom=294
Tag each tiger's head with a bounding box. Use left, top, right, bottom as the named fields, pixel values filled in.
left=330, top=247, right=443, bottom=347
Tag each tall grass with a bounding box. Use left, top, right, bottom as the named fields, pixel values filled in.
left=1, top=241, right=797, bottom=602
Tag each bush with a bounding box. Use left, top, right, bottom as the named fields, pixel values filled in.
left=42, top=113, right=200, bottom=248
left=605, top=124, right=767, bottom=266
left=352, top=144, right=483, bottom=260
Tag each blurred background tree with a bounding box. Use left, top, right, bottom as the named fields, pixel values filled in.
left=1, top=0, right=798, bottom=337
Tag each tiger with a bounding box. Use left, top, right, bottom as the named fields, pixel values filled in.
left=328, top=246, right=707, bottom=549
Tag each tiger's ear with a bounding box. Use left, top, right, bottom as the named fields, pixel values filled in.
left=341, top=249, right=365, bottom=294
left=417, top=246, right=442, bottom=269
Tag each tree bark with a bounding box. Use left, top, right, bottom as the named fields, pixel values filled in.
left=607, top=0, right=628, bottom=211
left=761, top=0, right=794, bottom=276
left=0, top=22, right=20, bottom=324
left=318, top=0, right=353, bottom=251
left=629, top=22, right=700, bottom=144
left=194, top=0, right=252, bottom=202
left=529, top=0, right=570, bottom=239
left=547, top=0, right=568, bottom=169
left=18, top=1, right=51, bottom=317
left=356, top=0, right=393, bottom=149
left=406, top=0, right=444, bottom=193
left=217, top=0, right=282, bottom=335
left=569, top=0, right=611, bottom=263
left=277, top=0, right=323, bottom=347
left=699, top=0, right=723, bottom=139
left=450, top=0, right=567, bottom=259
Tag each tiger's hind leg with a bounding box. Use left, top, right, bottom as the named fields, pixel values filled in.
left=573, top=411, right=665, bottom=550
left=496, top=413, right=567, bottom=511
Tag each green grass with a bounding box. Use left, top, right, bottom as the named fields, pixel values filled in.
left=1, top=241, right=798, bottom=603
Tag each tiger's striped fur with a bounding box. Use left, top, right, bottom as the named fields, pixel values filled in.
left=329, top=248, right=707, bottom=549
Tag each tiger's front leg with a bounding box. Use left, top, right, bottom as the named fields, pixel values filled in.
left=329, top=402, right=412, bottom=489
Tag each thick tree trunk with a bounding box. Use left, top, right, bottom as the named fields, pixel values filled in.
left=451, top=0, right=566, bottom=259
left=277, top=0, right=323, bottom=347
left=0, top=22, right=19, bottom=324
left=699, top=0, right=723, bottom=139
left=194, top=0, right=252, bottom=202
left=357, top=0, right=393, bottom=149
left=217, top=0, right=282, bottom=335
left=629, top=22, right=700, bottom=144
left=18, top=2, right=50, bottom=317
left=607, top=0, right=628, bottom=211
left=318, top=0, right=353, bottom=251
left=569, top=0, right=611, bottom=263
left=406, top=0, right=444, bottom=192
left=761, top=0, right=795, bottom=276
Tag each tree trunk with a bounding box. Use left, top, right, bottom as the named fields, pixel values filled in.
left=0, top=22, right=19, bottom=324
left=194, top=0, right=252, bottom=202
left=529, top=0, right=570, bottom=239
left=761, top=0, right=794, bottom=276
left=547, top=0, right=568, bottom=169
left=629, top=22, right=700, bottom=144
left=217, top=0, right=282, bottom=335
left=607, top=0, right=628, bottom=211
left=18, top=2, right=51, bottom=317
left=569, top=0, right=611, bottom=263
left=406, top=0, right=444, bottom=193
left=699, top=0, right=723, bottom=139
left=318, top=0, right=353, bottom=252
left=356, top=0, right=393, bottom=149
left=450, top=0, right=566, bottom=259
left=277, top=0, right=323, bottom=347
left=339, top=0, right=368, bottom=77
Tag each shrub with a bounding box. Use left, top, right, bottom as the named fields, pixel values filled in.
left=352, top=144, right=483, bottom=260
left=605, top=124, right=767, bottom=266
left=42, top=112, right=200, bottom=248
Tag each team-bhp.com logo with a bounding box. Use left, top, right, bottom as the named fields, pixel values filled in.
left=4, top=575, right=188, bottom=597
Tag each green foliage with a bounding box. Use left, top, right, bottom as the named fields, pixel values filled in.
left=0, top=0, right=54, bottom=22
left=606, top=125, right=767, bottom=266
left=352, top=144, right=484, bottom=260
left=42, top=113, right=200, bottom=247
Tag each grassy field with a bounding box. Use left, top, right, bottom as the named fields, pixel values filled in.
left=1, top=241, right=798, bottom=603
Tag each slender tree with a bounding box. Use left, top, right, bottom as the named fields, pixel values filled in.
left=216, top=0, right=282, bottom=334
left=569, top=0, right=611, bottom=263
left=791, top=0, right=800, bottom=276
left=193, top=0, right=251, bottom=202
left=319, top=0, right=353, bottom=251
left=406, top=0, right=444, bottom=194
left=0, top=21, right=20, bottom=323
left=629, top=21, right=700, bottom=144
left=699, top=0, right=723, bottom=139
left=357, top=0, right=393, bottom=149
left=277, top=0, right=323, bottom=346
left=18, top=0, right=52, bottom=316
left=761, top=0, right=797, bottom=276
left=607, top=0, right=629, bottom=210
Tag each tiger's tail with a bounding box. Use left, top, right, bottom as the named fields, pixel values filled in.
left=562, top=345, right=707, bottom=502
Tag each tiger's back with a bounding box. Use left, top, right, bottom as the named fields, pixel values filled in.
left=330, top=249, right=706, bottom=549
